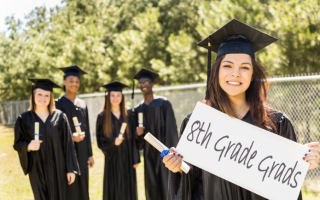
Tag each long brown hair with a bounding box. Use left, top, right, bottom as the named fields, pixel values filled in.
left=102, top=92, right=131, bottom=138
left=206, top=55, right=277, bottom=132
left=28, top=90, right=55, bottom=115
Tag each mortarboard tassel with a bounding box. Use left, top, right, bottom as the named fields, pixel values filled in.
left=104, top=90, right=107, bottom=110
left=63, top=76, right=66, bottom=92
left=131, top=80, right=135, bottom=99
left=32, top=84, right=35, bottom=110
left=205, top=37, right=211, bottom=100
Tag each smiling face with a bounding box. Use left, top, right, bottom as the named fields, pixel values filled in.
left=110, top=91, right=122, bottom=107
left=34, top=88, right=51, bottom=107
left=64, top=75, right=80, bottom=93
left=139, top=78, right=154, bottom=95
left=218, top=54, right=253, bottom=98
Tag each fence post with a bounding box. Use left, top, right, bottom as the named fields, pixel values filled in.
left=9, top=101, right=13, bottom=124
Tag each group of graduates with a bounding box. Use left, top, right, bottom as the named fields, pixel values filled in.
left=13, top=64, right=177, bottom=200
left=13, top=19, right=320, bottom=200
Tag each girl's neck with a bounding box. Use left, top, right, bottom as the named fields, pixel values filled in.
left=111, top=105, right=121, bottom=113
left=228, top=93, right=249, bottom=118
left=35, top=105, right=49, bottom=115
left=111, top=105, right=121, bottom=119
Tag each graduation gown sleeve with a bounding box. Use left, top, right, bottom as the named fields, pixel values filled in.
left=86, top=108, right=93, bottom=157
left=13, top=116, right=31, bottom=175
left=167, top=113, right=203, bottom=200
left=275, top=113, right=303, bottom=200
left=60, top=113, right=80, bottom=174
left=96, top=113, right=118, bottom=160
left=277, top=114, right=298, bottom=142
left=128, top=109, right=141, bottom=165
left=163, top=101, right=178, bottom=148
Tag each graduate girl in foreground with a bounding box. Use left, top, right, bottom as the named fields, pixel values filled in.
left=96, top=81, right=140, bottom=200
left=13, top=78, right=79, bottom=200
left=162, top=19, right=320, bottom=200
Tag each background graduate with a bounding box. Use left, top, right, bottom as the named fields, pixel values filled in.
left=96, top=81, right=140, bottom=200
left=55, top=65, right=93, bottom=200
left=132, top=68, right=178, bottom=200
left=162, top=19, right=320, bottom=200
left=13, top=78, right=79, bottom=200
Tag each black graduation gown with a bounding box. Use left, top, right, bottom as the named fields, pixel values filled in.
left=96, top=110, right=140, bottom=200
left=134, top=95, right=179, bottom=200
left=55, top=96, right=93, bottom=200
left=13, top=110, right=80, bottom=200
left=167, top=110, right=303, bottom=200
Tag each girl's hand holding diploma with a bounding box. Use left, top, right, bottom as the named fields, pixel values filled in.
left=133, top=164, right=139, bottom=169
left=163, top=147, right=183, bottom=173
left=27, top=140, right=43, bottom=151
left=67, top=173, right=75, bottom=185
left=115, top=137, right=124, bottom=146
left=136, top=127, right=145, bottom=136
left=72, top=132, right=85, bottom=142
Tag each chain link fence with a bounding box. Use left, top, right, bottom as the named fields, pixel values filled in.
left=1, top=75, right=320, bottom=192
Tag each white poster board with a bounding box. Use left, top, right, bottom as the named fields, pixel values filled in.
left=176, top=102, right=309, bottom=200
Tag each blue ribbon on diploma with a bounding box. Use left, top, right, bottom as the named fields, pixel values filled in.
left=34, top=133, right=42, bottom=136
left=160, top=149, right=170, bottom=157
left=74, top=122, right=81, bottom=127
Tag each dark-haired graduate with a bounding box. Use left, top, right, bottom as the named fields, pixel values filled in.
left=96, top=81, right=140, bottom=200
left=55, top=65, right=93, bottom=200
left=13, top=78, right=80, bottom=200
left=162, top=19, right=320, bottom=200
left=132, top=68, right=179, bottom=200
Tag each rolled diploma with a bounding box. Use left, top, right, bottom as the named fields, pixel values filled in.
left=138, top=113, right=143, bottom=127
left=72, top=117, right=82, bottom=135
left=34, top=122, right=39, bottom=141
left=118, top=123, right=127, bottom=139
left=144, top=132, right=190, bottom=173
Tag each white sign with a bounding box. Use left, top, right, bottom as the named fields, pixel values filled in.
left=176, top=102, right=309, bottom=200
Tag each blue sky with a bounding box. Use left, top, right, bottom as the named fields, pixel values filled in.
left=0, top=0, right=64, bottom=32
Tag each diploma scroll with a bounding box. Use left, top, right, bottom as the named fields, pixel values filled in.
left=144, top=133, right=190, bottom=173
left=138, top=113, right=143, bottom=127
left=34, top=122, right=39, bottom=141
left=72, top=117, right=83, bottom=136
left=118, top=123, right=127, bottom=139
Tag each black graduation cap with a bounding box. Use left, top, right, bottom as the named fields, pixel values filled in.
left=101, top=81, right=129, bottom=92
left=28, top=78, right=62, bottom=108
left=59, top=65, right=87, bottom=79
left=101, top=81, right=129, bottom=109
left=28, top=78, right=62, bottom=92
left=132, top=68, right=159, bottom=99
left=197, top=19, right=278, bottom=99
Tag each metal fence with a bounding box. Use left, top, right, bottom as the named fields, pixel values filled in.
left=1, top=74, right=320, bottom=191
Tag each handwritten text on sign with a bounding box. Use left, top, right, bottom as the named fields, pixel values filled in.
left=176, top=102, right=309, bottom=200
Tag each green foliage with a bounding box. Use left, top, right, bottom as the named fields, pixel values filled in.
left=0, top=0, right=319, bottom=101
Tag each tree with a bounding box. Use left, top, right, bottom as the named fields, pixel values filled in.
left=0, top=0, right=319, bottom=101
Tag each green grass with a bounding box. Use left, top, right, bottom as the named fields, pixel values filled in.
left=0, top=124, right=319, bottom=200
